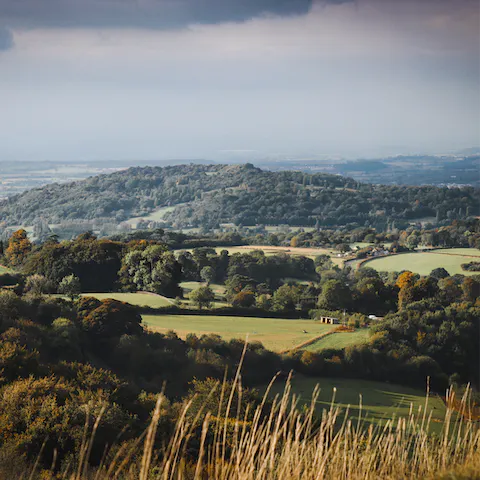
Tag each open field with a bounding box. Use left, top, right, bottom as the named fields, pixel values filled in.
left=125, top=205, right=178, bottom=225
left=79, top=292, right=172, bottom=308
left=364, top=248, right=480, bottom=276
left=305, top=329, right=371, bottom=352
left=264, top=375, right=447, bottom=429
left=143, top=314, right=334, bottom=352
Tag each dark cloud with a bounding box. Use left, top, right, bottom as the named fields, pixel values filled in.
left=0, top=0, right=315, bottom=30
left=0, top=26, right=13, bottom=50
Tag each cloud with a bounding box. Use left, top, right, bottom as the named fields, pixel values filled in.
left=0, top=0, right=316, bottom=30
left=0, top=26, right=13, bottom=50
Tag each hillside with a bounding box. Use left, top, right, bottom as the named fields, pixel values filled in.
left=0, top=163, right=478, bottom=229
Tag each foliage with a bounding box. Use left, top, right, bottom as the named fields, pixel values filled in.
left=5, top=229, right=32, bottom=266
left=1, top=164, right=478, bottom=229
left=58, top=274, right=81, bottom=300
left=119, top=244, right=182, bottom=297
left=190, top=286, right=215, bottom=309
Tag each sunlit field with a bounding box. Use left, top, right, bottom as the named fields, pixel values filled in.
left=143, top=314, right=334, bottom=352
left=364, top=248, right=479, bottom=276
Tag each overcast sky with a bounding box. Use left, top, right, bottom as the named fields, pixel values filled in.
left=0, top=0, right=479, bottom=162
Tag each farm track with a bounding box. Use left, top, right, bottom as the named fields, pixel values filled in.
left=280, top=329, right=337, bottom=354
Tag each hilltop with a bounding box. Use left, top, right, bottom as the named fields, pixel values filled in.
left=0, top=163, right=478, bottom=229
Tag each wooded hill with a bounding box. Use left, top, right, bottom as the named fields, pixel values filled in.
left=1, top=163, right=478, bottom=229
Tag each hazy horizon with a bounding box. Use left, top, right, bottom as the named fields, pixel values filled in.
left=1, top=0, right=479, bottom=162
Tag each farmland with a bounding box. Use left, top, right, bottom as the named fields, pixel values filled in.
left=263, top=375, right=446, bottom=429
left=363, top=248, right=480, bottom=276
left=305, top=329, right=371, bottom=352
left=142, top=314, right=334, bottom=352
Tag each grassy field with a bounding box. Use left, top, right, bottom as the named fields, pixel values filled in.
left=80, top=292, right=172, bottom=308
left=124, top=205, right=180, bottom=225
left=264, top=375, right=446, bottom=429
left=364, top=248, right=480, bottom=276
left=0, top=265, right=13, bottom=274
left=305, top=329, right=371, bottom=352
left=143, top=314, right=334, bottom=352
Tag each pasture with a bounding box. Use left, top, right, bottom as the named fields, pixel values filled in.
left=80, top=292, right=172, bottom=308
left=363, top=248, right=480, bottom=276
left=264, top=375, right=446, bottom=429
left=305, top=329, right=371, bottom=352
left=124, top=205, right=179, bottom=226
left=142, top=314, right=334, bottom=352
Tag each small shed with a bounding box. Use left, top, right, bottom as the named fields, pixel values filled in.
left=318, top=316, right=339, bottom=325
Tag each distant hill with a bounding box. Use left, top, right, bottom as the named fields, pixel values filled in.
left=0, top=163, right=478, bottom=229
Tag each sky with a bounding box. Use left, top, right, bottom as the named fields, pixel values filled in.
left=0, top=0, right=479, bottom=162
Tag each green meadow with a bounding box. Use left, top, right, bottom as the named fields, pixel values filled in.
left=364, top=248, right=479, bottom=276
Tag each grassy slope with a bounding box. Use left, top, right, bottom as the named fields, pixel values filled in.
left=364, top=248, right=479, bottom=276
left=81, top=292, right=172, bottom=308
left=264, top=375, right=446, bottom=429
left=143, top=315, right=334, bottom=352
left=305, top=329, right=371, bottom=352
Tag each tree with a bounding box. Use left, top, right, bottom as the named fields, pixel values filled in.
left=314, top=254, right=333, bottom=271
left=273, top=284, right=300, bottom=311
left=317, top=280, right=352, bottom=310
left=58, top=274, right=81, bottom=301
left=83, top=299, right=143, bottom=345
left=200, top=266, right=215, bottom=285
left=256, top=294, right=272, bottom=311
left=396, top=271, right=415, bottom=290
left=120, top=245, right=182, bottom=297
left=231, top=290, right=256, bottom=308
left=462, top=277, right=480, bottom=302
left=430, top=267, right=450, bottom=280
left=5, top=229, right=32, bottom=266
left=25, top=274, right=53, bottom=296
left=190, top=286, right=215, bottom=309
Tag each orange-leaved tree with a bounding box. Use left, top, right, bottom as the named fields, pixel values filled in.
left=5, top=229, right=32, bottom=266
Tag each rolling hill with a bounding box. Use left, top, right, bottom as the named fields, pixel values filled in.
left=0, top=163, right=478, bottom=229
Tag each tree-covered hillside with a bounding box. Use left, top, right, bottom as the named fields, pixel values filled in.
left=0, top=163, right=478, bottom=229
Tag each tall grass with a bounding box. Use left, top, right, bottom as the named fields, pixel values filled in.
left=25, top=363, right=480, bottom=479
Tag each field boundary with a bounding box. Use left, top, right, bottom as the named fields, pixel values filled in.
left=280, top=330, right=337, bottom=354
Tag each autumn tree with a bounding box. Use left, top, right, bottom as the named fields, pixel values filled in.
left=5, top=229, right=32, bottom=266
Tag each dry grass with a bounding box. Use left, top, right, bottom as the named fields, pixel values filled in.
left=22, top=350, right=480, bottom=479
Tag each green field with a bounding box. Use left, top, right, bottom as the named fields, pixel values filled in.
left=305, top=329, right=371, bottom=352
left=125, top=205, right=180, bottom=225
left=0, top=265, right=13, bottom=274
left=364, top=248, right=480, bottom=276
left=80, top=292, right=172, bottom=308
left=263, top=375, right=446, bottom=429
left=142, top=314, right=334, bottom=352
